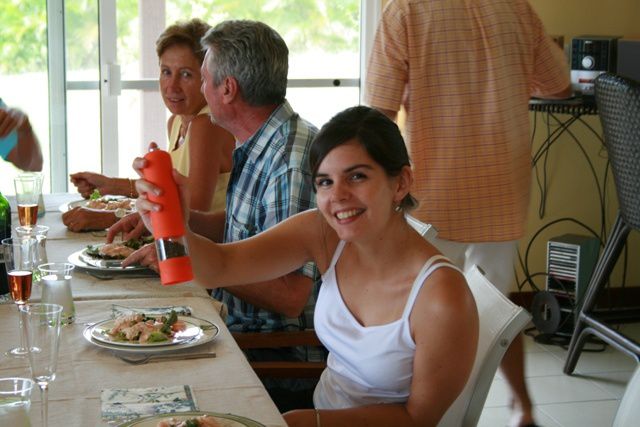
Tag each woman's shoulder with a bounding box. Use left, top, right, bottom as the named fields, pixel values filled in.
left=188, top=115, right=233, bottom=150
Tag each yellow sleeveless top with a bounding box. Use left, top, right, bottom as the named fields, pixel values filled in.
left=169, top=105, right=229, bottom=212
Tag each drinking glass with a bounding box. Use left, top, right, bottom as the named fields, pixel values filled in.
left=19, top=303, right=63, bottom=427
left=1, top=237, right=37, bottom=357
left=14, top=174, right=43, bottom=228
left=15, top=225, right=49, bottom=282
left=0, top=377, right=34, bottom=426
left=37, top=263, right=75, bottom=325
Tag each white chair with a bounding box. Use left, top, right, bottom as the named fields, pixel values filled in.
left=438, top=264, right=532, bottom=427
left=612, top=364, right=640, bottom=427
left=406, top=214, right=438, bottom=242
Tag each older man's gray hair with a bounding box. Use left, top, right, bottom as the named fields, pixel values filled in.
left=201, top=20, right=288, bottom=106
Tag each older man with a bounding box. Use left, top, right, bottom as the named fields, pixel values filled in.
left=110, top=20, right=319, bottom=410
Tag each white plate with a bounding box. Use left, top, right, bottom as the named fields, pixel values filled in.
left=83, top=316, right=219, bottom=354
left=59, top=196, right=135, bottom=213
left=68, top=247, right=152, bottom=273
left=91, top=316, right=203, bottom=347
left=118, top=411, right=264, bottom=427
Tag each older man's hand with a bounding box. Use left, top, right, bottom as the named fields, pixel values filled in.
left=106, top=212, right=148, bottom=243
left=121, top=244, right=159, bottom=272
left=62, top=207, right=117, bottom=232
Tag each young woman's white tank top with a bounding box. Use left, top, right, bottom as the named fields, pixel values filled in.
left=313, top=240, right=460, bottom=409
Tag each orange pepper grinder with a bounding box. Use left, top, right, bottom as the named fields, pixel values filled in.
left=141, top=146, right=194, bottom=285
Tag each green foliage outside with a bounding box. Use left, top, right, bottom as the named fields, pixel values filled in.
left=0, top=0, right=48, bottom=74
left=0, top=0, right=359, bottom=75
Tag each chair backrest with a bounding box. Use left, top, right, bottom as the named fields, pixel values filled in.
left=595, top=73, right=640, bottom=230
left=406, top=214, right=438, bottom=242
left=612, top=364, right=640, bottom=427
left=438, top=265, right=531, bottom=427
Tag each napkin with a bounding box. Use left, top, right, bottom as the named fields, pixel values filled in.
left=111, top=304, right=192, bottom=318
left=101, top=385, right=198, bottom=424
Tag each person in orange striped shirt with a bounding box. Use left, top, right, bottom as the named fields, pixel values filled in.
left=365, top=1, right=571, bottom=426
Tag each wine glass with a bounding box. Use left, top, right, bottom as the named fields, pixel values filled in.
left=19, top=303, right=63, bottom=427
left=1, top=236, right=38, bottom=357
left=14, top=174, right=43, bottom=229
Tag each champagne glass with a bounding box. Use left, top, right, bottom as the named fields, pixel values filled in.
left=14, top=174, right=43, bottom=229
left=19, top=303, right=62, bottom=427
left=1, top=237, right=37, bottom=357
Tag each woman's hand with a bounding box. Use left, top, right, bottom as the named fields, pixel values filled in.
left=106, top=212, right=148, bottom=243
left=70, top=172, right=113, bottom=198
left=132, top=143, right=192, bottom=234
left=62, top=207, right=117, bottom=232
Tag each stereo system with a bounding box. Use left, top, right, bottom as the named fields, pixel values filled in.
left=571, top=35, right=620, bottom=96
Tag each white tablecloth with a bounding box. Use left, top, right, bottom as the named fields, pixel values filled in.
left=1, top=194, right=284, bottom=426
left=0, top=297, right=285, bottom=426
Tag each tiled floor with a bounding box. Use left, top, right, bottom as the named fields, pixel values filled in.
left=478, top=323, right=640, bottom=427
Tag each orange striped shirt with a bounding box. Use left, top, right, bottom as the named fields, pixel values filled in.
left=365, top=0, right=570, bottom=241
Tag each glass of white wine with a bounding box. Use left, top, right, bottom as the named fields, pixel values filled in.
left=1, top=237, right=37, bottom=357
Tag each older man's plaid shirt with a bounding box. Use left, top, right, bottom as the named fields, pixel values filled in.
left=213, top=100, right=319, bottom=334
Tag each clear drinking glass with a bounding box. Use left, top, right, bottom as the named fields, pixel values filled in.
left=0, top=377, right=34, bottom=427
left=15, top=225, right=49, bottom=283
left=14, top=174, right=43, bottom=228
left=19, top=303, right=63, bottom=427
left=1, top=237, right=37, bottom=357
left=37, top=263, right=75, bottom=325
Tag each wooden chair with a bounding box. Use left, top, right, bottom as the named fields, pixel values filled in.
left=438, top=265, right=531, bottom=427
left=563, top=73, right=640, bottom=375
left=232, top=329, right=326, bottom=379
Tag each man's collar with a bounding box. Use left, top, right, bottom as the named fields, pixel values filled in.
left=237, top=100, right=294, bottom=152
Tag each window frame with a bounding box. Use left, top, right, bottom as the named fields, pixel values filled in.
left=47, top=0, right=381, bottom=191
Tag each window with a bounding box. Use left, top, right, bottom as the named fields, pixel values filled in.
left=0, top=0, right=49, bottom=195
left=1, top=0, right=380, bottom=193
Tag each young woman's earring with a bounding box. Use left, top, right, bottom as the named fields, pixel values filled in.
left=394, top=204, right=402, bottom=213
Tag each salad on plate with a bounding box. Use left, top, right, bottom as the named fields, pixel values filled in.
left=107, top=310, right=187, bottom=344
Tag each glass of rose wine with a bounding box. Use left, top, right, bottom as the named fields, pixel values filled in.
left=14, top=174, right=43, bottom=228
left=1, top=236, right=37, bottom=357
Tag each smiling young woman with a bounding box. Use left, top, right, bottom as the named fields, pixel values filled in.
left=130, top=105, right=479, bottom=426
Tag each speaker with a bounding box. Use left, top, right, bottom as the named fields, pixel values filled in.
left=545, top=234, right=599, bottom=336
left=571, top=36, right=620, bottom=96
left=617, top=39, right=640, bottom=82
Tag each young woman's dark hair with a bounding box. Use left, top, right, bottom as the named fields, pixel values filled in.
left=310, top=106, right=418, bottom=211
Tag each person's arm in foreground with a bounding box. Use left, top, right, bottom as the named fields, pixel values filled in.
left=132, top=164, right=315, bottom=316
left=285, top=268, right=479, bottom=427
left=133, top=166, right=320, bottom=283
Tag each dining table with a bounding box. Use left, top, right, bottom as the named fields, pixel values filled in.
left=0, top=193, right=287, bottom=427
left=8, top=193, right=212, bottom=302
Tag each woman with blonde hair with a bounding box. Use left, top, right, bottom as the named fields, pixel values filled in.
left=64, top=18, right=233, bottom=231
